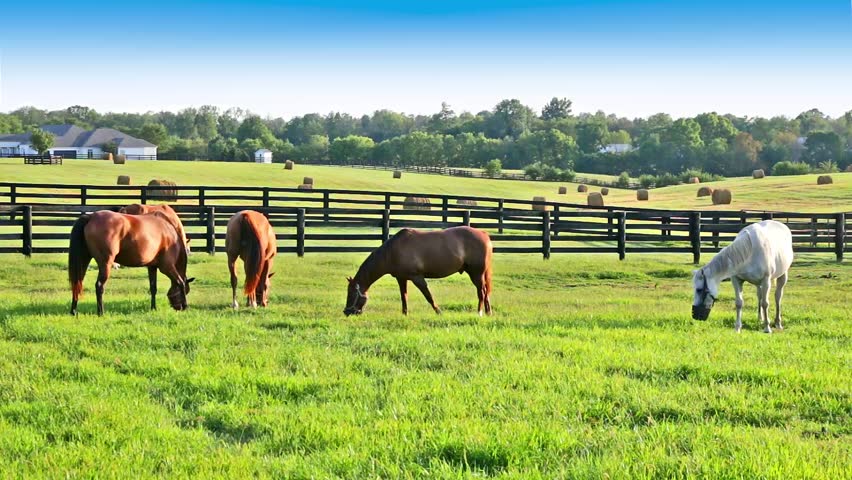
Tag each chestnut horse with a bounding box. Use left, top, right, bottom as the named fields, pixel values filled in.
left=68, top=210, right=194, bottom=316
left=225, top=210, right=277, bottom=308
left=344, top=226, right=493, bottom=316
left=118, top=204, right=190, bottom=252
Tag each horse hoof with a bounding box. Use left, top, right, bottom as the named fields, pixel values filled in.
left=231, top=301, right=239, bottom=309
left=763, top=328, right=772, bottom=334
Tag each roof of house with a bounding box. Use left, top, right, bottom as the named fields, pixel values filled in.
left=255, top=148, right=272, bottom=153
left=0, top=124, right=156, bottom=148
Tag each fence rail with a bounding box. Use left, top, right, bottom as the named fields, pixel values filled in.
left=0, top=182, right=847, bottom=262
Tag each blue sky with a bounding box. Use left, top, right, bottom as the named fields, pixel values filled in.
left=1, top=1, right=851, bottom=118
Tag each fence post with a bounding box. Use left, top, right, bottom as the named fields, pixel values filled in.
left=607, top=208, right=614, bottom=236
left=199, top=188, right=206, bottom=207
left=662, top=216, right=671, bottom=238
left=10, top=185, right=16, bottom=205
left=689, top=211, right=701, bottom=264
left=763, top=212, right=774, bottom=221
left=297, top=208, right=306, bottom=257
left=617, top=211, right=626, bottom=261
left=382, top=209, right=390, bottom=242
left=262, top=188, right=270, bottom=217
left=323, top=191, right=330, bottom=224
left=542, top=211, right=551, bottom=260
left=442, top=197, right=449, bottom=224
left=206, top=206, right=216, bottom=255
left=810, top=216, right=817, bottom=247
left=22, top=205, right=32, bottom=257
left=713, top=215, right=720, bottom=249
left=462, top=210, right=471, bottom=226
left=835, top=213, right=846, bottom=262
left=498, top=199, right=504, bottom=234
left=553, top=205, right=559, bottom=237
left=80, top=187, right=87, bottom=206
left=384, top=194, right=391, bottom=211
left=141, top=186, right=148, bottom=205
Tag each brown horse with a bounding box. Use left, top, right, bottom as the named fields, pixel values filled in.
left=118, top=204, right=190, bottom=252
left=225, top=210, right=277, bottom=308
left=68, top=210, right=194, bottom=316
left=344, top=226, right=493, bottom=316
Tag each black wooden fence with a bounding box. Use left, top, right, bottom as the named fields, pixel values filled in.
left=0, top=182, right=847, bottom=263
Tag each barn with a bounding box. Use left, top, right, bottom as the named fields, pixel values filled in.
left=254, top=148, right=273, bottom=164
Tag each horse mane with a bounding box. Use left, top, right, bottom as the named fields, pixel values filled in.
left=355, top=229, right=412, bottom=282
left=703, top=227, right=755, bottom=279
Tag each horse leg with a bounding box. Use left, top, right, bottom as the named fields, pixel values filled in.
left=396, top=277, right=409, bottom=315
left=758, top=278, right=772, bottom=333
left=412, top=276, right=441, bottom=314
left=732, top=277, right=744, bottom=333
left=227, top=254, right=239, bottom=309
left=94, top=258, right=114, bottom=317
left=467, top=269, right=485, bottom=317
left=774, top=273, right=788, bottom=330
left=484, top=267, right=493, bottom=315
left=148, top=266, right=158, bottom=310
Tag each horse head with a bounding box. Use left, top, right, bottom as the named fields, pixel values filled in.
left=167, top=277, right=194, bottom=311
left=255, top=272, right=275, bottom=307
left=692, top=269, right=718, bottom=321
left=344, top=276, right=368, bottom=316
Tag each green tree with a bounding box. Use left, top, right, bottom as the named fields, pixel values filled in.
left=285, top=114, right=326, bottom=144
left=29, top=128, right=54, bottom=154
left=237, top=116, right=275, bottom=143
left=138, top=123, right=168, bottom=146
left=195, top=105, right=219, bottom=141
left=731, top=132, right=763, bottom=173
left=541, top=97, right=572, bottom=121
left=803, top=131, right=843, bottom=166
left=576, top=118, right=609, bottom=153
left=329, top=135, right=375, bottom=164
left=325, top=112, right=359, bottom=140
left=483, top=159, right=502, bottom=177
left=488, top=99, right=534, bottom=139
left=516, top=129, right=578, bottom=170
left=426, top=102, right=457, bottom=133
left=796, top=109, right=831, bottom=135
left=174, top=108, right=199, bottom=139
left=363, top=110, right=413, bottom=142
left=606, top=130, right=631, bottom=145
left=293, top=135, right=330, bottom=162
left=0, top=114, right=24, bottom=134
left=694, top=112, right=737, bottom=144
left=663, top=119, right=703, bottom=147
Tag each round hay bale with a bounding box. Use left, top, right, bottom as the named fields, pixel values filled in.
left=817, top=175, right=833, bottom=185
left=403, top=196, right=431, bottom=210
left=302, top=176, right=314, bottom=185
left=284, top=160, right=294, bottom=170
left=532, top=196, right=548, bottom=211
left=577, top=184, right=588, bottom=193
left=558, top=186, right=567, bottom=194
left=117, top=175, right=131, bottom=185
left=636, top=189, right=649, bottom=201
left=393, top=170, right=402, bottom=179
left=297, top=183, right=313, bottom=190
left=587, top=192, right=604, bottom=207
left=689, top=177, right=700, bottom=184
left=600, top=187, right=609, bottom=196
left=752, top=169, right=765, bottom=179
left=103, top=152, right=113, bottom=161
left=712, top=189, right=732, bottom=205
left=148, top=179, right=178, bottom=202
left=697, top=186, right=714, bottom=197
left=113, top=154, right=126, bottom=165
left=846, top=165, right=852, bottom=172
left=457, top=199, right=478, bottom=207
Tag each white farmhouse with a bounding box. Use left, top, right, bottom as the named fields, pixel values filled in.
left=599, top=143, right=634, bottom=154
left=254, top=148, right=273, bottom=163
left=0, top=124, right=157, bottom=158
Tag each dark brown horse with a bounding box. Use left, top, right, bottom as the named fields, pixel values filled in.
left=118, top=204, right=190, bottom=252
left=68, top=210, right=194, bottom=316
left=344, top=226, right=493, bottom=316
left=226, top=210, right=277, bottom=308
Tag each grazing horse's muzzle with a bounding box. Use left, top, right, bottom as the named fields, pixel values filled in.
left=343, top=307, right=362, bottom=317
left=692, top=305, right=711, bottom=321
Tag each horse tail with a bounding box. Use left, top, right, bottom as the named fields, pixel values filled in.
left=240, top=213, right=263, bottom=295
left=68, top=214, right=92, bottom=299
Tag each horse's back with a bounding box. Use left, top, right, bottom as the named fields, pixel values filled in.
left=744, top=220, right=793, bottom=278
left=84, top=211, right=179, bottom=265
left=393, top=226, right=491, bottom=275
left=226, top=210, right=276, bottom=257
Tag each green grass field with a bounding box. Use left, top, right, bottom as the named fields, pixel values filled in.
left=0, top=253, right=849, bottom=478
left=1, top=158, right=850, bottom=477
left=2, top=158, right=851, bottom=212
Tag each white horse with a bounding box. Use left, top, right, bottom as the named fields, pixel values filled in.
left=692, top=220, right=794, bottom=333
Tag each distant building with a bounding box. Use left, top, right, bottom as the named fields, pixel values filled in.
left=0, top=124, right=157, bottom=158
left=599, top=143, right=633, bottom=154
left=254, top=148, right=273, bottom=163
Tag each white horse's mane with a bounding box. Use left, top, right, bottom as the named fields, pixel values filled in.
left=702, top=229, right=754, bottom=280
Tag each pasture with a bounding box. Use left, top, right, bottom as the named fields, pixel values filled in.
left=2, top=158, right=851, bottom=212
left=0, top=252, right=850, bottom=478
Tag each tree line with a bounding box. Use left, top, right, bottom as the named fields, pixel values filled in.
left=1, top=100, right=851, bottom=177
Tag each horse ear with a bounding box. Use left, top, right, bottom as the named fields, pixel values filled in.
left=268, top=272, right=275, bottom=278
left=346, top=276, right=353, bottom=283
left=186, top=277, right=195, bottom=284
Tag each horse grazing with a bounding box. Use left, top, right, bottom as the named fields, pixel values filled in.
left=68, top=210, right=194, bottom=316
left=692, top=220, right=793, bottom=333
left=344, top=226, right=493, bottom=316
left=118, top=203, right=190, bottom=252
left=225, top=210, right=277, bottom=308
